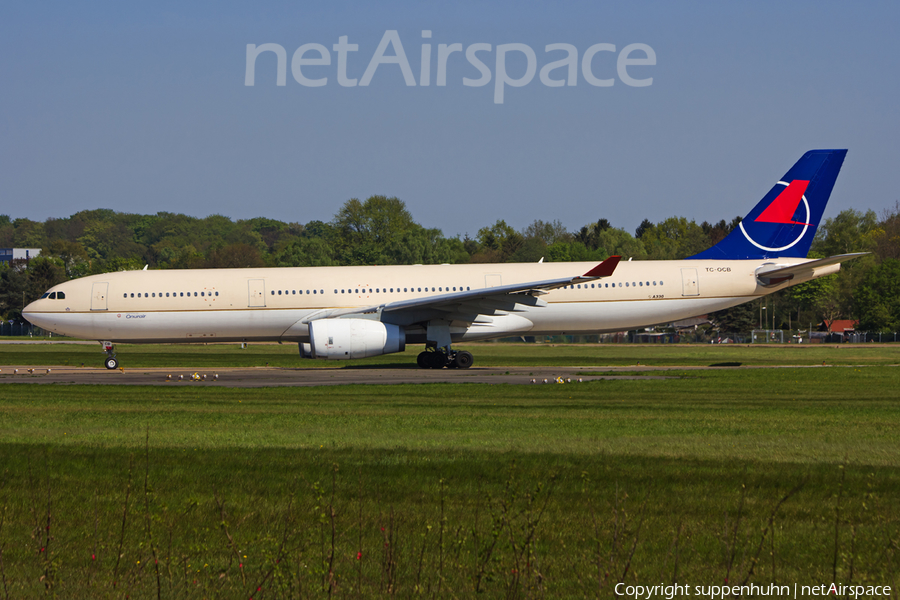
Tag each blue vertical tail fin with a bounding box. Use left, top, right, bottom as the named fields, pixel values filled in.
left=690, top=149, right=847, bottom=259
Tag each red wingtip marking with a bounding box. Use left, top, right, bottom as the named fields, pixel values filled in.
left=583, top=255, right=621, bottom=278
left=755, top=180, right=810, bottom=225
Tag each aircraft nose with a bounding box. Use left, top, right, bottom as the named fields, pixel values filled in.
left=22, top=301, right=44, bottom=326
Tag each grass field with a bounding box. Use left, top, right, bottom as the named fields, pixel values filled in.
left=0, top=344, right=898, bottom=598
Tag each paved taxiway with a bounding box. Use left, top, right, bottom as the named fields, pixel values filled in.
left=0, top=365, right=673, bottom=387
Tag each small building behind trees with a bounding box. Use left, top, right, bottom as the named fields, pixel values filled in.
left=0, top=248, right=41, bottom=265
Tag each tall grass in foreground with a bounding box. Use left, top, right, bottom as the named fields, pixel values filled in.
left=0, top=365, right=898, bottom=597
left=0, top=445, right=898, bottom=599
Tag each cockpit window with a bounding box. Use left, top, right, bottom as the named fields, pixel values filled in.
left=57, top=291, right=65, bottom=300
left=41, top=292, right=50, bottom=299
left=49, top=292, right=57, bottom=299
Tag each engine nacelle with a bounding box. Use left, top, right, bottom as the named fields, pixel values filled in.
left=308, top=319, right=405, bottom=360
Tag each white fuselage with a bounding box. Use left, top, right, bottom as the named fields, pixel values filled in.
left=23, top=258, right=834, bottom=344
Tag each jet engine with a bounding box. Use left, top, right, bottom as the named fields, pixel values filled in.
left=306, top=319, right=405, bottom=360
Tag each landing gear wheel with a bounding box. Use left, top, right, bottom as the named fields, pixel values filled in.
left=416, top=351, right=430, bottom=369
left=452, top=350, right=474, bottom=369
left=427, top=352, right=448, bottom=369
left=105, top=357, right=119, bottom=370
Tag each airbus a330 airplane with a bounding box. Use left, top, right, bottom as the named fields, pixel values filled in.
left=24, top=149, right=863, bottom=370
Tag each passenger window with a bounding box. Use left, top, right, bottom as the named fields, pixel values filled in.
left=292, top=290, right=296, bottom=295
left=639, top=282, right=642, bottom=287
left=660, top=281, right=664, bottom=285
left=201, top=292, right=205, bottom=297
left=215, top=292, right=219, bottom=296
left=306, top=290, right=310, bottom=295
left=194, top=292, right=198, bottom=297
left=278, top=290, right=282, bottom=295
left=123, top=293, right=127, bottom=298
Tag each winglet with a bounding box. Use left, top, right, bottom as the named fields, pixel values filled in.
left=583, top=255, right=621, bottom=278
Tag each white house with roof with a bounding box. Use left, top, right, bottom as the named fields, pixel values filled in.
left=0, top=248, right=41, bottom=264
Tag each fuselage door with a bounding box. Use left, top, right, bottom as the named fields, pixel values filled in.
left=248, top=279, right=266, bottom=307
left=485, top=274, right=502, bottom=288
left=90, top=282, right=109, bottom=311
left=680, top=268, right=700, bottom=296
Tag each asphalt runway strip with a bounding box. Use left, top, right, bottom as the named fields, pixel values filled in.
left=0, top=365, right=675, bottom=387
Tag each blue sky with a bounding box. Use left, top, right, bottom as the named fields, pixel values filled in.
left=2, top=1, right=897, bottom=238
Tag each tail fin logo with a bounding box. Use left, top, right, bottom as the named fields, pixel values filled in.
left=738, top=180, right=811, bottom=252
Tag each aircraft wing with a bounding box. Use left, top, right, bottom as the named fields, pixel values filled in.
left=302, top=255, right=621, bottom=325
left=756, top=253, right=867, bottom=284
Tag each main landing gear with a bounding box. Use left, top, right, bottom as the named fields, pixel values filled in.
left=101, top=341, right=119, bottom=370
left=416, top=349, right=474, bottom=369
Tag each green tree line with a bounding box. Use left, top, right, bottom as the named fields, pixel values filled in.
left=1, top=197, right=898, bottom=332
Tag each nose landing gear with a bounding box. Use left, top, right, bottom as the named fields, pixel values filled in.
left=101, top=342, right=119, bottom=369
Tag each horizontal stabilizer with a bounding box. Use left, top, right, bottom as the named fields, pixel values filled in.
left=756, top=252, right=869, bottom=286
left=756, top=253, right=868, bottom=280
